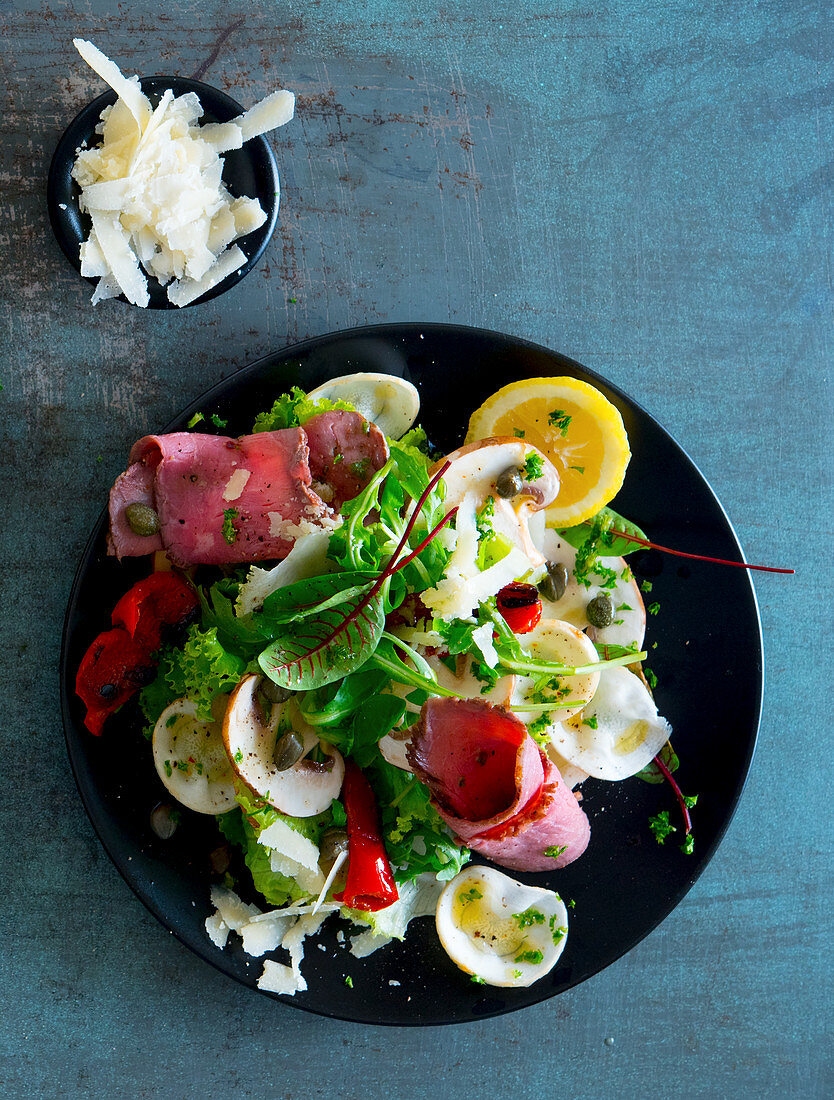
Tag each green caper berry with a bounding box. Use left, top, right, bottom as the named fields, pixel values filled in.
left=320, top=827, right=349, bottom=864
left=539, top=561, right=569, bottom=602
left=272, top=729, right=304, bottom=771
left=124, top=502, right=160, bottom=537
left=496, top=465, right=525, bottom=499
left=586, top=592, right=614, bottom=628
left=260, top=679, right=293, bottom=704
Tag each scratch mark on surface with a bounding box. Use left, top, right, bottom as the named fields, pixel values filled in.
left=191, top=19, right=245, bottom=81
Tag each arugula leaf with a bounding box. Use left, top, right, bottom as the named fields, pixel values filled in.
left=297, top=668, right=390, bottom=727
left=199, top=580, right=273, bottom=660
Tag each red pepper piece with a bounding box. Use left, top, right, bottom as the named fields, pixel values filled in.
left=334, top=761, right=399, bottom=912
left=75, top=627, right=157, bottom=736
left=111, top=572, right=198, bottom=652
left=496, top=582, right=542, bottom=634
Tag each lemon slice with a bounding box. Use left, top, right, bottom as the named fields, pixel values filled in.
left=465, top=376, right=630, bottom=526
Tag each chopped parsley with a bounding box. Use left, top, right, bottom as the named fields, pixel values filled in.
left=548, top=409, right=572, bottom=436
left=459, top=887, right=483, bottom=904
left=528, top=714, right=553, bottom=742
left=640, top=579, right=653, bottom=593
left=569, top=465, right=585, bottom=474
left=511, top=969, right=523, bottom=978
left=524, top=453, right=544, bottom=481
left=648, top=810, right=676, bottom=844
left=514, top=949, right=544, bottom=965
left=513, top=428, right=526, bottom=438
left=209, top=413, right=228, bottom=429
left=680, top=833, right=695, bottom=855
left=344, top=975, right=353, bottom=988
left=233, top=749, right=243, bottom=763
left=349, top=457, right=371, bottom=478
left=647, top=601, right=660, bottom=616
left=544, top=844, right=567, bottom=859
left=186, top=411, right=205, bottom=428
left=475, top=496, right=496, bottom=539
left=644, top=668, right=658, bottom=690
left=163, top=760, right=173, bottom=778
left=585, top=714, right=599, bottom=729
left=567, top=898, right=576, bottom=909
left=513, top=908, right=545, bottom=928
left=470, top=974, right=486, bottom=984
left=617, top=603, right=633, bottom=612
left=549, top=915, right=567, bottom=944
left=683, top=793, right=699, bottom=808
left=221, top=508, right=238, bottom=545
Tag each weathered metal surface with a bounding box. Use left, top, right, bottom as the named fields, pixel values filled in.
left=0, top=0, right=831, bottom=1096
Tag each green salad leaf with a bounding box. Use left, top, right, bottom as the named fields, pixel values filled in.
left=140, top=625, right=245, bottom=730
left=251, top=386, right=356, bottom=433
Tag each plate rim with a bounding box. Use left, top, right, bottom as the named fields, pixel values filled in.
left=60, top=321, right=764, bottom=1024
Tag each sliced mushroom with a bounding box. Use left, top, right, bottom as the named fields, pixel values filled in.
left=222, top=674, right=345, bottom=817
left=152, top=698, right=237, bottom=814
left=534, top=528, right=646, bottom=650
left=435, top=438, right=559, bottom=570
left=511, top=618, right=601, bottom=723
left=307, top=372, right=420, bottom=439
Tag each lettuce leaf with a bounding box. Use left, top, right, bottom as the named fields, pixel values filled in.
left=370, top=759, right=469, bottom=883
left=252, top=386, right=356, bottom=434
left=139, top=625, right=245, bottom=732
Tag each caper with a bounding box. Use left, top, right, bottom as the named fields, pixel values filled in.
left=495, top=465, right=525, bottom=499
left=320, top=827, right=349, bottom=864
left=586, top=592, right=614, bottom=628
left=260, top=679, right=293, bottom=704
left=125, top=502, right=160, bottom=537
left=538, top=561, right=569, bottom=603
left=150, top=802, right=178, bottom=840
left=272, top=729, right=304, bottom=771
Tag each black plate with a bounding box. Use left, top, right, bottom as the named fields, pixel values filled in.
left=60, top=323, right=763, bottom=1025
left=47, top=76, right=279, bottom=309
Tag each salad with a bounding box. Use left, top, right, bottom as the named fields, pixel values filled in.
left=75, top=370, right=704, bottom=995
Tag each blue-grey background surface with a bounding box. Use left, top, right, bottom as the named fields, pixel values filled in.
left=2, top=0, right=831, bottom=1096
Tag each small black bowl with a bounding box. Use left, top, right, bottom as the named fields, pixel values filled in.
left=47, top=76, right=280, bottom=309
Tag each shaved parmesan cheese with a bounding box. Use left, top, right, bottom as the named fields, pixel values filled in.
left=222, top=468, right=251, bottom=502
left=200, top=121, right=244, bottom=153
left=204, top=911, right=230, bottom=949
left=233, top=90, right=295, bottom=142
left=166, top=245, right=245, bottom=307
left=70, top=41, right=295, bottom=307
left=209, top=884, right=261, bottom=932
left=239, top=914, right=292, bottom=957
left=258, top=959, right=304, bottom=995
left=73, top=39, right=151, bottom=130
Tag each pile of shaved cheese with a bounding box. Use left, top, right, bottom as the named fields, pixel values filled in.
left=70, top=39, right=295, bottom=307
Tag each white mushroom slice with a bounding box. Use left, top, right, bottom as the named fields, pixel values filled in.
left=548, top=666, right=672, bottom=780
left=436, top=866, right=568, bottom=988
left=307, top=372, right=420, bottom=440
left=222, top=675, right=345, bottom=817
left=512, top=618, right=600, bottom=722
left=436, top=438, right=559, bottom=572
left=545, top=743, right=589, bottom=790
left=152, top=699, right=237, bottom=814
left=535, top=530, right=646, bottom=650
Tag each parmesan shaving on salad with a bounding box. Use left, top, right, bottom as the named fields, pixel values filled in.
left=70, top=39, right=295, bottom=307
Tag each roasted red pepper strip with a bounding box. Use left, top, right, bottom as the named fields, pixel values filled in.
left=496, top=582, right=542, bottom=634
left=111, top=572, right=198, bottom=652
left=334, top=761, right=399, bottom=912
left=76, top=572, right=198, bottom=735
left=75, top=628, right=157, bottom=736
